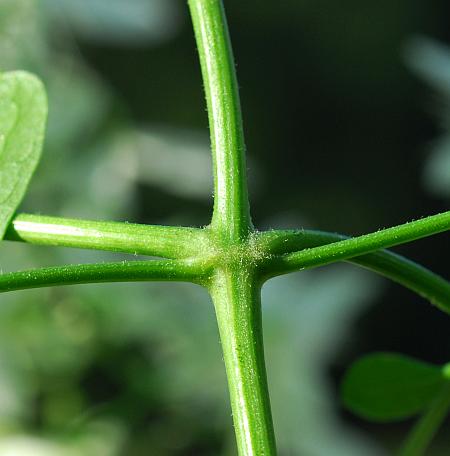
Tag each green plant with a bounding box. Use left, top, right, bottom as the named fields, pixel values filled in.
left=0, top=0, right=449, bottom=454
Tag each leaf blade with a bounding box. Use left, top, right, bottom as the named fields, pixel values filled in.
left=341, top=352, right=445, bottom=421
left=0, top=70, right=47, bottom=238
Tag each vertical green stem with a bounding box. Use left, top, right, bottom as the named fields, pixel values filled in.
left=188, top=1, right=275, bottom=453
left=188, top=0, right=252, bottom=242
left=209, top=268, right=276, bottom=455
left=399, top=383, right=450, bottom=456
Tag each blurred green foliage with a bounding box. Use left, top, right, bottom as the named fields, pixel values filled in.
left=341, top=353, right=445, bottom=422
left=0, top=0, right=448, bottom=454
left=406, top=37, right=450, bottom=198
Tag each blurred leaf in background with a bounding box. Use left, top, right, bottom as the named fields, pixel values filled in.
left=263, top=268, right=385, bottom=456
left=405, top=37, right=450, bottom=199
left=341, top=353, right=445, bottom=421
left=107, top=127, right=212, bottom=201
left=0, top=0, right=46, bottom=71
left=42, top=0, right=181, bottom=46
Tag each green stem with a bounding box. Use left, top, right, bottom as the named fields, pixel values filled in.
left=5, top=213, right=207, bottom=259
left=399, top=383, right=450, bottom=456
left=209, top=268, right=276, bottom=455
left=260, top=228, right=450, bottom=313
left=188, top=1, right=274, bottom=452
left=0, top=259, right=203, bottom=293
left=188, top=0, right=252, bottom=241
left=269, top=212, right=450, bottom=272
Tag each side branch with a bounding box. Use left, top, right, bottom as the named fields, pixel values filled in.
left=268, top=212, right=449, bottom=269
left=260, top=216, right=450, bottom=312
left=0, top=259, right=204, bottom=294
left=5, top=213, right=207, bottom=259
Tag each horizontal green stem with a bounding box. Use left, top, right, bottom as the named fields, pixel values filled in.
left=260, top=218, right=450, bottom=313
left=399, top=382, right=450, bottom=456
left=271, top=212, right=449, bottom=270
left=0, top=259, right=203, bottom=293
left=4, top=213, right=207, bottom=259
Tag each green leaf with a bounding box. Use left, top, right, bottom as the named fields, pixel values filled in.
left=341, top=352, right=445, bottom=422
left=0, top=71, right=47, bottom=238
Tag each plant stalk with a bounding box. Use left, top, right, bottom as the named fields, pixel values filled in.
left=5, top=213, right=206, bottom=259
left=399, top=382, right=450, bottom=456
left=0, top=259, right=203, bottom=293
left=188, top=0, right=252, bottom=242
left=209, top=268, right=276, bottom=455
left=270, top=211, right=450, bottom=274
left=188, top=1, right=275, bottom=453
left=260, top=228, right=450, bottom=312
